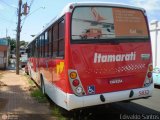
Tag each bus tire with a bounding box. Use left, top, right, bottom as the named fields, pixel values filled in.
left=40, top=75, right=45, bottom=95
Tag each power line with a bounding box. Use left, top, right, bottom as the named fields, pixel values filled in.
left=0, top=16, right=16, bottom=23
left=28, top=0, right=34, bottom=13
left=0, top=0, right=17, bottom=9
left=0, top=0, right=17, bottom=37
left=21, top=6, right=45, bottom=21
left=21, top=0, right=37, bottom=28
left=0, top=12, right=17, bottom=24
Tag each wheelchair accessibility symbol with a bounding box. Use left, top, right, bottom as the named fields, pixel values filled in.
left=88, top=85, right=95, bottom=94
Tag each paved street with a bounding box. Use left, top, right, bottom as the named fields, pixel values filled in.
left=111, top=88, right=160, bottom=114
left=73, top=88, right=160, bottom=120
left=128, top=88, right=160, bottom=113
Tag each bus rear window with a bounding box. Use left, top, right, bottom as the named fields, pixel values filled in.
left=71, top=7, right=149, bottom=40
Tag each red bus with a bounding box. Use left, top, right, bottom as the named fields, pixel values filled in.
left=27, top=2, right=153, bottom=111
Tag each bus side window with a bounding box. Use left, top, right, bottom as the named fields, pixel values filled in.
left=44, top=32, right=48, bottom=58
left=35, top=38, right=37, bottom=57
left=33, top=40, right=36, bottom=57
left=41, top=34, right=45, bottom=58
left=40, top=36, right=42, bottom=58
left=53, top=24, right=58, bottom=58
left=58, top=18, right=65, bottom=57
left=48, top=28, right=52, bottom=58
left=38, top=37, right=40, bottom=58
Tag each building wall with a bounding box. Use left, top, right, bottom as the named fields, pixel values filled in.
left=0, top=48, right=6, bottom=69
left=150, top=20, right=160, bottom=69
left=0, top=38, right=9, bottom=69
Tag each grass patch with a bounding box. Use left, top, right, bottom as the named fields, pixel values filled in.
left=30, top=87, right=68, bottom=119
left=31, top=89, right=48, bottom=103
left=23, top=74, right=47, bottom=103
left=23, top=74, right=34, bottom=85
left=23, top=74, right=69, bottom=120
left=51, top=106, right=68, bottom=120
left=52, top=107, right=62, bottom=117
left=23, top=74, right=29, bottom=78
left=28, top=79, right=34, bottom=86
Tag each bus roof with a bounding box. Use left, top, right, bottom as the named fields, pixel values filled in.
left=63, top=2, right=145, bottom=13
left=28, top=2, right=146, bottom=46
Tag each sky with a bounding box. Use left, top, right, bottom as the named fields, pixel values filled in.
left=0, top=0, right=160, bottom=42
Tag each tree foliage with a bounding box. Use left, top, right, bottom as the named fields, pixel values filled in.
left=8, top=37, right=16, bottom=51
left=20, top=40, right=28, bottom=47
left=7, top=37, right=28, bottom=51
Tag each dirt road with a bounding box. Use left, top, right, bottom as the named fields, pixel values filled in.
left=0, top=70, right=56, bottom=120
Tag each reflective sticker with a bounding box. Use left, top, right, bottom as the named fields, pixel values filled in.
left=139, top=90, right=149, bottom=96
left=56, top=62, right=64, bottom=74
left=88, top=85, right=95, bottom=94
left=141, top=54, right=150, bottom=60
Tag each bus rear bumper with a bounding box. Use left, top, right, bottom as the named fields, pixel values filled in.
left=66, top=84, right=154, bottom=110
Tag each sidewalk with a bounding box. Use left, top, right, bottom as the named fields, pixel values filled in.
left=0, top=70, right=55, bottom=120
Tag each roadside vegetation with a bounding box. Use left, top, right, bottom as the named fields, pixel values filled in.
left=51, top=106, right=69, bottom=120
left=24, top=73, right=69, bottom=120
left=30, top=89, right=48, bottom=103
left=23, top=73, right=103, bottom=120
left=24, top=74, right=47, bottom=103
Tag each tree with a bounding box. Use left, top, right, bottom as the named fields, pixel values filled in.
left=20, top=40, right=28, bottom=47
left=8, top=38, right=16, bottom=51
left=7, top=37, right=28, bottom=51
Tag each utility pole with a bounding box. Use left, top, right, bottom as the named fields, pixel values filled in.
left=6, top=28, right=8, bottom=38
left=151, top=20, right=159, bottom=68
left=16, top=0, right=22, bottom=75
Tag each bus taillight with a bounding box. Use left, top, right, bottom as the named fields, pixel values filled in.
left=147, top=72, right=152, bottom=78
left=148, top=64, right=153, bottom=71
left=144, top=64, right=153, bottom=87
left=70, top=72, right=77, bottom=79
left=72, top=79, right=79, bottom=87
left=76, top=86, right=83, bottom=94
left=68, top=70, right=86, bottom=96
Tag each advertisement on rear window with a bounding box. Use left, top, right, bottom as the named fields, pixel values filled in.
left=72, top=7, right=148, bottom=40
left=112, top=8, right=148, bottom=37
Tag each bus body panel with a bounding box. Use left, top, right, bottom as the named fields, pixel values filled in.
left=69, top=42, right=152, bottom=94
left=40, top=58, right=68, bottom=92
left=66, top=84, right=153, bottom=110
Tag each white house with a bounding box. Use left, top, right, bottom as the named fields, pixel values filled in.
left=150, top=20, right=160, bottom=69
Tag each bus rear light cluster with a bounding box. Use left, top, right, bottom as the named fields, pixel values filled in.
left=144, top=64, right=153, bottom=87
left=68, top=70, right=86, bottom=96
